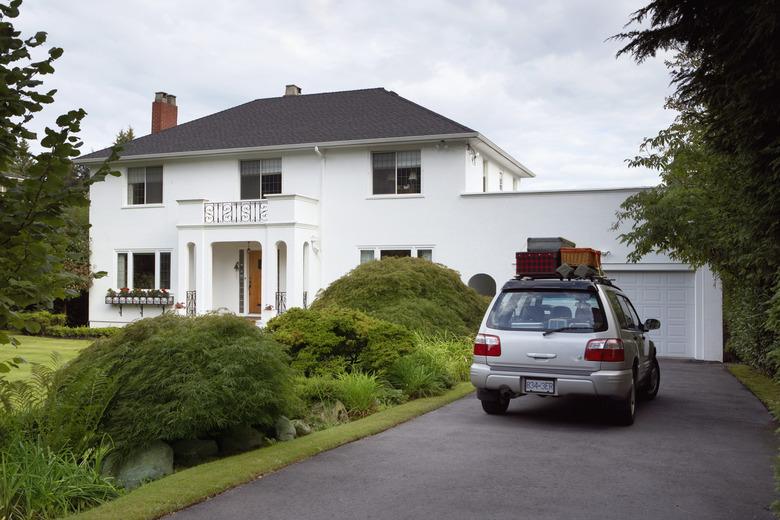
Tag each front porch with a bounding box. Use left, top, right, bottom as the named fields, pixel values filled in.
left=176, top=195, right=319, bottom=323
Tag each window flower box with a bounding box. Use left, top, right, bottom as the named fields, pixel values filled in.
left=105, top=290, right=175, bottom=306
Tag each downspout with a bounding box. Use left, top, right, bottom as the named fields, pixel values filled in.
left=314, top=146, right=325, bottom=297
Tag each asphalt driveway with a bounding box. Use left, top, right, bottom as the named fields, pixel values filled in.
left=170, top=360, right=776, bottom=520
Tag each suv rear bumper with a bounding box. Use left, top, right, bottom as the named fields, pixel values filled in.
left=470, top=362, right=632, bottom=399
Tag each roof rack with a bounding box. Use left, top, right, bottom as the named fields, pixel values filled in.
left=513, top=273, right=618, bottom=288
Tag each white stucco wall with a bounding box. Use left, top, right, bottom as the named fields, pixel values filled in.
left=87, top=138, right=722, bottom=360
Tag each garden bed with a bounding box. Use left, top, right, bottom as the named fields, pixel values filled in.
left=69, top=382, right=474, bottom=520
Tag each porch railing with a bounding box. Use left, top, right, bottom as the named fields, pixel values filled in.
left=186, top=290, right=196, bottom=316
left=203, top=200, right=268, bottom=224
left=275, top=291, right=287, bottom=315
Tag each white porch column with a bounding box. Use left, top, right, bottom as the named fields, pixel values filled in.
left=286, top=239, right=300, bottom=308
left=263, top=241, right=279, bottom=315
left=197, top=240, right=213, bottom=313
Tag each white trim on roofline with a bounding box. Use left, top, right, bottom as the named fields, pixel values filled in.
left=75, top=132, right=536, bottom=178
left=473, top=134, right=536, bottom=178
left=461, top=186, right=655, bottom=197
left=75, top=132, right=478, bottom=165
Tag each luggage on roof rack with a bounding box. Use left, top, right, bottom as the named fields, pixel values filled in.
left=527, top=237, right=575, bottom=253
left=561, top=247, right=602, bottom=270
left=515, top=251, right=559, bottom=277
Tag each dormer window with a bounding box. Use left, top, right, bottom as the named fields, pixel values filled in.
left=127, top=166, right=163, bottom=205
left=372, top=150, right=421, bottom=195
left=241, top=159, right=282, bottom=199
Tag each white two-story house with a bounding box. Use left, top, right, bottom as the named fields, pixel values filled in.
left=78, top=85, right=722, bottom=361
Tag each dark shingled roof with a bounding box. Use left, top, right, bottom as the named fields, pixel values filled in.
left=80, top=88, right=476, bottom=160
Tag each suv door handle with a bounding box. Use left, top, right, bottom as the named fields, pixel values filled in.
left=527, top=353, right=557, bottom=359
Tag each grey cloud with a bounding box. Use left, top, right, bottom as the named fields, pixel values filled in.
left=16, top=0, right=671, bottom=188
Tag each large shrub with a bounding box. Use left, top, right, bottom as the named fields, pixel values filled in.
left=311, top=257, right=488, bottom=336
left=267, top=306, right=415, bottom=376
left=49, top=314, right=296, bottom=452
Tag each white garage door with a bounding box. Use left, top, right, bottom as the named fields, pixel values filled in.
left=607, top=271, right=695, bottom=358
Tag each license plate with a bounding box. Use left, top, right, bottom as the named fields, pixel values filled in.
left=524, top=378, right=555, bottom=394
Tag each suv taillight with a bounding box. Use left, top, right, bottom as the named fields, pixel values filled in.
left=585, top=338, right=624, bottom=362
left=474, top=333, right=501, bottom=356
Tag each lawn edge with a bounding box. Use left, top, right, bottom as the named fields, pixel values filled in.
left=725, top=363, right=780, bottom=417
left=68, top=382, right=475, bottom=520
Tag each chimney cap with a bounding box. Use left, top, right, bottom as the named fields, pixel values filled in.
left=154, top=91, right=176, bottom=105
left=284, top=84, right=302, bottom=96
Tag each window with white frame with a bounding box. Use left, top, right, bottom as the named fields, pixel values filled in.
left=359, top=249, right=375, bottom=264
left=240, top=159, right=282, bottom=199
left=372, top=150, right=421, bottom=195
left=359, top=246, right=432, bottom=264
left=116, top=251, right=172, bottom=289
left=499, top=172, right=504, bottom=191
left=127, top=166, right=163, bottom=205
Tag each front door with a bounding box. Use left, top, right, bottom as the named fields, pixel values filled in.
left=248, top=250, right=262, bottom=314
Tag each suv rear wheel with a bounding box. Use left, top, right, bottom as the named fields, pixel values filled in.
left=613, top=371, right=636, bottom=426
left=480, top=392, right=510, bottom=415
left=640, top=357, right=660, bottom=400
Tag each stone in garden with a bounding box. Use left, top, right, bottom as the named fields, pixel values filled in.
left=108, top=441, right=174, bottom=490
left=171, top=438, right=219, bottom=466
left=292, top=419, right=313, bottom=437
left=217, top=424, right=267, bottom=454
left=311, top=400, right=349, bottom=426
left=275, top=415, right=297, bottom=441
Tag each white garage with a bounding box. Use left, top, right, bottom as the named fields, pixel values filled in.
left=605, top=266, right=722, bottom=361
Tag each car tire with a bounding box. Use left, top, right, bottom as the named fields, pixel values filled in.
left=613, top=372, right=636, bottom=426
left=640, top=357, right=660, bottom=400
left=481, top=396, right=510, bottom=415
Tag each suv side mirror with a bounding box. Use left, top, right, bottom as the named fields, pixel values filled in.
left=644, top=318, right=661, bottom=331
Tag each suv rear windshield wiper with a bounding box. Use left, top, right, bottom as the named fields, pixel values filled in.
left=542, top=325, right=594, bottom=336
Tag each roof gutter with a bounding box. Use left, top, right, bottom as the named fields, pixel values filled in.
left=74, top=132, right=479, bottom=165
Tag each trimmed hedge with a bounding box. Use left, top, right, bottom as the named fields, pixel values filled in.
left=310, top=257, right=488, bottom=336
left=50, top=314, right=297, bottom=453
left=267, top=306, right=415, bottom=376
left=44, top=326, right=120, bottom=339
left=13, top=311, right=67, bottom=335
left=11, top=311, right=116, bottom=338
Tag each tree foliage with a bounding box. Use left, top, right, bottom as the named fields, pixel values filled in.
left=0, top=0, right=119, bottom=346
left=113, top=126, right=135, bottom=146
left=614, top=2, right=780, bottom=374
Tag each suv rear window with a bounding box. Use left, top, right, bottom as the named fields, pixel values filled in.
left=487, top=289, right=607, bottom=332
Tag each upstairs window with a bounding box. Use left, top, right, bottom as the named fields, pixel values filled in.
left=241, top=159, right=282, bottom=199
left=499, top=172, right=504, bottom=191
left=372, top=150, right=421, bottom=195
left=127, top=166, right=163, bottom=205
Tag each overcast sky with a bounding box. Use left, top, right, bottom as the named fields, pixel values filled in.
left=16, top=0, right=673, bottom=189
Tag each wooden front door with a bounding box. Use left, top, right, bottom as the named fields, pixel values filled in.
left=248, top=250, right=262, bottom=314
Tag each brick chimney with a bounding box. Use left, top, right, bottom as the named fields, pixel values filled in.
left=151, top=92, right=177, bottom=133
left=284, top=84, right=302, bottom=96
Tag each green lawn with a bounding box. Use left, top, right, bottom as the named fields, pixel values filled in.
left=0, top=335, right=92, bottom=382
left=726, top=363, right=780, bottom=417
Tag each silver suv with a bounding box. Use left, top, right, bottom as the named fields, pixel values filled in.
left=470, top=278, right=661, bottom=425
